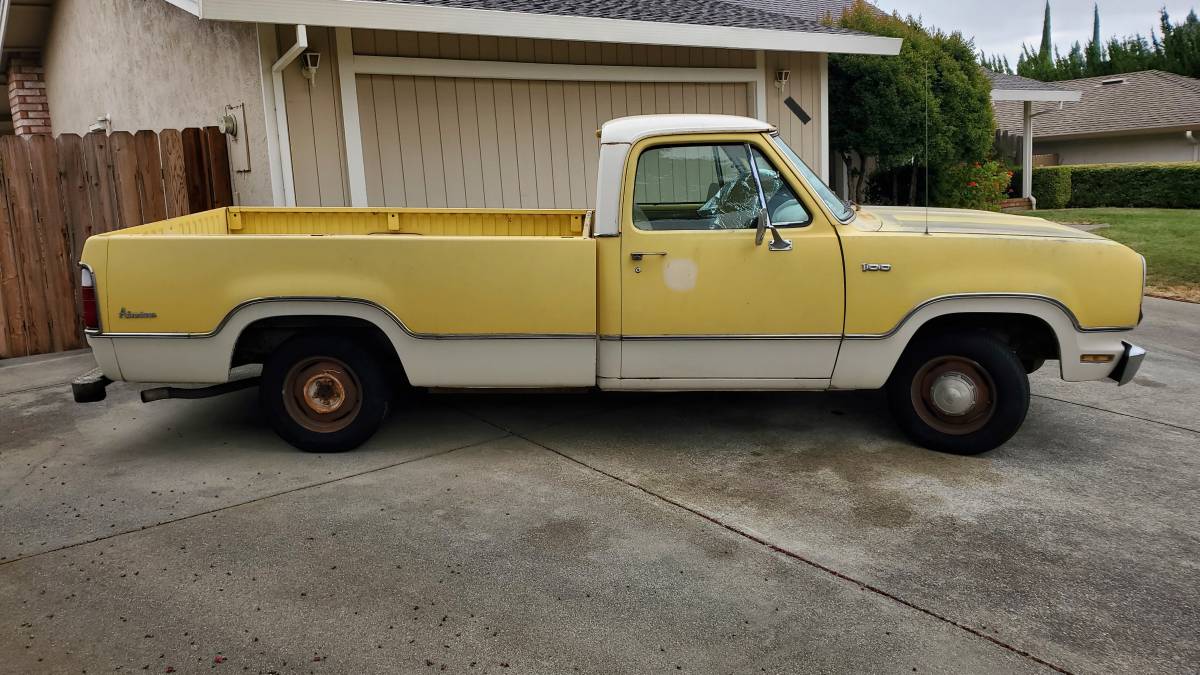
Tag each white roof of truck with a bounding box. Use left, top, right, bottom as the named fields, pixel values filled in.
left=600, top=115, right=776, bottom=144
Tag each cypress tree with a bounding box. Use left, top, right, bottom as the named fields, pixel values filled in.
left=1039, top=1, right=1054, bottom=66
left=1085, top=4, right=1103, bottom=75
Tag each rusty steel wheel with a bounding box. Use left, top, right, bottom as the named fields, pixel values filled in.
left=888, top=333, right=1030, bottom=455
left=910, top=356, right=997, bottom=436
left=262, top=335, right=391, bottom=453
left=282, top=357, right=363, bottom=433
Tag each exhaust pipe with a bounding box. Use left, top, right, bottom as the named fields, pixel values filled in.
left=140, top=377, right=261, bottom=403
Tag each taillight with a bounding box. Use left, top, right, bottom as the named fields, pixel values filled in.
left=81, top=266, right=99, bottom=331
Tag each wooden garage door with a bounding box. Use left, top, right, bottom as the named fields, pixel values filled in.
left=356, top=76, right=751, bottom=209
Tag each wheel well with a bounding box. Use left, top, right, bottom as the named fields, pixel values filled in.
left=908, top=313, right=1060, bottom=364
left=232, top=315, right=405, bottom=380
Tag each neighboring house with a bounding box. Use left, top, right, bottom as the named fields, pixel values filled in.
left=993, top=70, right=1200, bottom=167
left=0, top=0, right=899, bottom=210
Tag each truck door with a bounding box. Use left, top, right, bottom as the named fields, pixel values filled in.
left=618, top=135, right=845, bottom=383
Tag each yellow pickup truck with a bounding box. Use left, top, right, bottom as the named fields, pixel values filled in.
left=73, top=115, right=1146, bottom=455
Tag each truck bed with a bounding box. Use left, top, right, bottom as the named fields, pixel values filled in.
left=84, top=206, right=598, bottom=352
left=121, top=207, right=591, bottom=238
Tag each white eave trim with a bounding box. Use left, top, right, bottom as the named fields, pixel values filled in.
left=161, top=0, right=200, bottom=16
left=354, top=55, right=761, bottom=83
left=0, top=0, right=10, bottom=55
left=198, top=0, right=903, bottom=56
left=991, top=89, right=1082, bottom=102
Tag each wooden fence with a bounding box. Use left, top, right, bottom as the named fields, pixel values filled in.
left=0, top=128, right=233, bottom=359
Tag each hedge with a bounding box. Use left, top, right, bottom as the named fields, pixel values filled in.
left=1014, top=163, right=1200, bottom=209
left=1031, top=166, right=1072, bottom=209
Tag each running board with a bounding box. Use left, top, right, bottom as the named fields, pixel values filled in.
left=140, top=377, right=261, bottom=403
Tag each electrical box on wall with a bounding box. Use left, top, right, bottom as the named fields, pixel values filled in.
left=223, top=103, right=252, bottom=174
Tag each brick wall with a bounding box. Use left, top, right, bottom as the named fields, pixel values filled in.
left=7, top=53, right=51, bottom=136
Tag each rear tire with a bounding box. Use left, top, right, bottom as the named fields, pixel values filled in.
left=887, top=332, right=1029, bottom=455
left=260, top=334, right=391, bottom=452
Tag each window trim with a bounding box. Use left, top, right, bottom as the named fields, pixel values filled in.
left=629, top=140, right=812, bottom=233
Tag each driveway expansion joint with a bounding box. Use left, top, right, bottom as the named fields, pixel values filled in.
left=454, top=408, right=1075, bottom=675
left=1033, top=393, right=1200, bottom=435
left=0, top=428, right=508, bottom=568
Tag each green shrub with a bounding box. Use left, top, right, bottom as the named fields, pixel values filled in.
left=1012, top=163, right=1200, bottom=209
left=1032, top=166, right=1072, bottom=209
left=1067, top=163, right=1200, bottom=209
left=934, top=161, right=1013, bottom=211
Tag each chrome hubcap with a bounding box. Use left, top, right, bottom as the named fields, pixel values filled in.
left=930, top=372, right=978, bottom=416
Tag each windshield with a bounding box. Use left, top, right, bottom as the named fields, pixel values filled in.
left=769, top=134, right=854, bottom=223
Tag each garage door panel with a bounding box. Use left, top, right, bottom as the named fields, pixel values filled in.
left=361, top=78, right=749, bottom=209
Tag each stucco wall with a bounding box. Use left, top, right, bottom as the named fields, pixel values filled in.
left=43, top=0, right=273, bottom=206
left=1035, top=132, right=1200, bottom=166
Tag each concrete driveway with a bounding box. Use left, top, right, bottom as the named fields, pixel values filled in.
left=1, top=297, right=1197, bottom=674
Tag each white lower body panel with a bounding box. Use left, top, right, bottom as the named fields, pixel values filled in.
left=599, top=377, right=830, bottom=391
left=620, top=338, right=840, bottom=380
left=95, top=300, right=597, bottom=388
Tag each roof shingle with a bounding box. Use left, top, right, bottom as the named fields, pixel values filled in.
left=994, top=70, right=1200, bottom=139
left=367, top=0, right=864, bottom=35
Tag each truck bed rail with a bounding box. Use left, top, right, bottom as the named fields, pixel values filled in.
left=112, top=207, right=591, bottom=238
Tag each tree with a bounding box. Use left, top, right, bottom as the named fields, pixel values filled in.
left=1038, top=1, right=1054, bottom=65
left=980, top=52, right=1014, bottom=74
left=994, top=6, right=1200, bottom=81
left=1085, top=4, right=1104, bottom=75
left=829, top=1, right=995, bottom=204
left=1160, top=8, right=1200, bottom=76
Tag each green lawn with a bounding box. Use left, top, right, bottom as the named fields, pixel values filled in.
left=1019, top=208, right=1200, bottom=302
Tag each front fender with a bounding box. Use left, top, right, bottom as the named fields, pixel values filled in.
left=831, top=294, right=1133, bottom=389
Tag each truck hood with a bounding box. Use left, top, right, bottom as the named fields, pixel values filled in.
left=852, top=206, right=1102, bottom=240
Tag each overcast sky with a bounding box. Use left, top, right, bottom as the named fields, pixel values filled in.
left=876, top=0, right=1197, bottom=64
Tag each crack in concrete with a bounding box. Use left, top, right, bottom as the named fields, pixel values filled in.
left=0, top=432, right=507, bottom=568
left=0, top=381, right=74, bottom=399
left=1033, top=393, right=1199, bottom=435
left=455, top=409, right=1075, bottom=675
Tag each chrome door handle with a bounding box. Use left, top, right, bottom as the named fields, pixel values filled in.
left=630, top=251, right=667, bottom=261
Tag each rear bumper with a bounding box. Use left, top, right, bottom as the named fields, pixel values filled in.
left=72, top=367, right=112, bottom=402
left=1108, top=341, right=1146, bottom=386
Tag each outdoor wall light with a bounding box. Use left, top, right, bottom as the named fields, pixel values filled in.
left=774, top=70, right=791, bottom=90
left=301, top=51, right=322, bottom=84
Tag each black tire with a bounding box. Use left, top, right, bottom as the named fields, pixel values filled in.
left=887, top=332, right=1030, bottom=455
left=260, top=334, right=391, bottom=452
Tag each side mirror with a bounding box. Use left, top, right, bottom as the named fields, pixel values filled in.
left=754, top=208, right=793, bottom=252
left=754, top=208, right=769, bottom=246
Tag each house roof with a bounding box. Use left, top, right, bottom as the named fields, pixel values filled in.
left=363, top=0, right=860, bottom=34
left=194, top=0, right=902, bottom=55
left=994, top=70, right=1200, bottom=140
left=721, top=0, right=885, bottom=22
left=987, top=70, right=1081, bottom=102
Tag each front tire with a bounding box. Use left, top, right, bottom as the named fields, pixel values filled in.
left=260, top=334, right=391, bottom=452
left=887, top=332, right=1030, bottom=455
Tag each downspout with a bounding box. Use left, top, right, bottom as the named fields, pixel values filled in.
left=1187, top=131, right=1199, bottom=163
left=272, top=25, right=307, bottom=207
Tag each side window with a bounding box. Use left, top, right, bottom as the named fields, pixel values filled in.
left=632, top=143, right=809, bottom=231
left=751, top=148, right=811, bottom=228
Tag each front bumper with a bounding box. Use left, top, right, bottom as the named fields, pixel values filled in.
left=1108, top=341, right=1146, bottom=386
